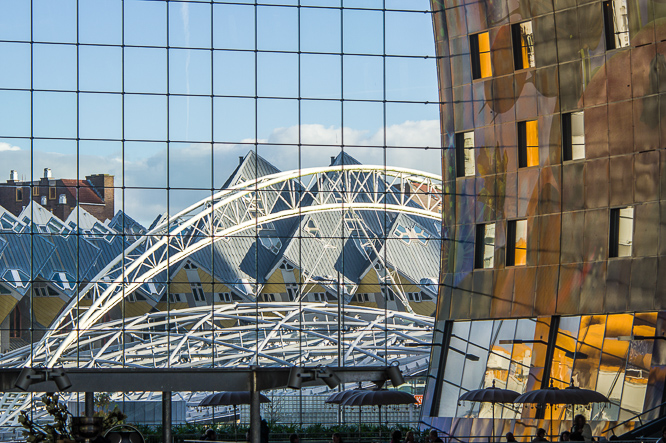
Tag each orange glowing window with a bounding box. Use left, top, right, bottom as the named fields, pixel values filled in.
left=518, top=120, right=539, bottom=168
left=470, top=32, right=492, bottom=80
left=507, top=219, right=527, bottom=266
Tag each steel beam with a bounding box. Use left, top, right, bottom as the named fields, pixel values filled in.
left=0, top=367, right=394, bottom=393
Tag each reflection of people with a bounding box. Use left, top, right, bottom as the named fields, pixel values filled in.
left=571, top=415, right=592, bottom=441
left=404, top=431, right=416, bottom=443
left=261, top=418, right=270, bottom=443
left=532, top=428, right=549, bottom=442
left=391, top=430, right=403, bottom=443
left=290, top=434, right=300, bottom=443
left=332, top=433, right=343, bottom=443
left=560, top=431, right=571, bottom=442
left=428, top=430, right=444, bottom=443
left=506, top=432, right=518, bottom=442
left=201, top=429, right=217, bottom=441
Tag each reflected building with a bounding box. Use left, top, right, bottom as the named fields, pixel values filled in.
left=423, top=0, right=666, bottom=437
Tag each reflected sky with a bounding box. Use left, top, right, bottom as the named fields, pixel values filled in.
left=0, top=0, right=441, bottom=225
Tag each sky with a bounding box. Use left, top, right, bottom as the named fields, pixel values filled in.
left=0, top=0, right=441, bottom=226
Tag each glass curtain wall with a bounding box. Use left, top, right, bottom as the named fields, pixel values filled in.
left=0, top=0, right=442, bottom=428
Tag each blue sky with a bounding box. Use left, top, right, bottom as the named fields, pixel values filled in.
left=0, top=0, right=441, bottom=225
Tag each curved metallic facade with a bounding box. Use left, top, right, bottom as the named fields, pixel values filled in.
left=424, top=0, right=666, bottom=438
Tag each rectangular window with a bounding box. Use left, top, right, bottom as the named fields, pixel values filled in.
left=32, top=187, right=39, bottom=196
left=470, top=32, right=492, bottom=80
left=562, top=111, right=585, bottom=161
left=610, top=207, right=634, bottom=257
left=15, top=188, right=22, bottom=201
left=286, top=284, right=298, bottom=302
left=407, top=292, right=422, bottom=302
left=518, top=120, right=539, bottom=167
left=512, top=21, right=535, bottom=70
left=190, top=282, right=205, bottom=302
left=49, top=187, right=56, bottom=200
left=506, top=219, right=527, bottom=266
left=381, top=287, right=395, bottom=301
left=455, top=131, right=475, bottom=177
left=603, top=0, right=630, bottom=50
left=312, top=292, right=326, bottom=302
left=216, top=292, right=232, bottom=303
left=475, top=223, right=496, bottom=269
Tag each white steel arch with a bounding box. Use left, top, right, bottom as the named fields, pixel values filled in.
left=25, top=165, right=442, bottom=368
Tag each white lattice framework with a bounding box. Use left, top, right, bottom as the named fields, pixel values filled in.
left=18, top=165, right=442, bottom=368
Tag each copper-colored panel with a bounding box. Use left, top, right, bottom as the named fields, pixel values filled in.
left=539, top=165, right=561, bottom=215
left=657, top=258, right=666, bottom=310
left=535, top=66, right=560, bottom=115
left=453, top=84, right=474, bottom=132
left=540, top=114, right=562, bottom=167
left=533, top=14, right=558, bottom=68
left=490, top=24, right=514, bottom=77
left=456, top=178, right=476, bottom=225
left=555, top=10, right=581, bottom=64
left=585, top=158, right=609, bottom=209
left=580, top=261, right=606, bottom=313
left=607, top=51, right=632, bottom=103
left=455, top=223, right=476, bottom=273
left=474, top=80, right=494, bottom=128
left=557, top=263, right=582, bottom=314
left=662, top=93, right=666, bottom=149
left=476, top=174, right=497, bottom=222
left=517, top=168, right=539, bottom=217
left=438, top=274, right=454, bottom=320
left=584, top=105, right=609, bottom=159
left=578, top=3, right=606, bottom=54
left=504, top=171, right=518, bottom=220
left=451, top=273, right=472, bottom=319
left=512, top=266, right=536, bottom=317
left=633, top=201, right=659, bottom=257
left=526, top=215, right=539, bottom=266
left=584, top=208, right=609, bottom=261
left=608, top=100, right=635, bottom=155
left=605, top=258, right=631, bottom=312
left=538, top=214, right=561, bottom=265
left=609, top=155, right=634, bottom=207
left=492, top=74, right=517, bottom=125
left=515, top=72, right=538, bottom=122
left=451, top=56, right=473, bottom=90
left=444, top=148, right=457, bottom=181
left=464, top=2, right=487, bottom=35
left=560, top=210, right=585, bottom=264
left=629, top=257, right=657, bottom=311
left=582, top=55, right=608, bottom=107
left=634, top=95, right=661, bottom=150
left=554, top=0, right=575, bottom=12
left=559, top=61, right=584, bottom=112
left=535, top=265, right=558, bottom=314
left=631, top=43, right=657, bottom=99
left=445, top=6, right=468, bottom=39
left=562, top=162, right=585, bottom=211
left=471, top=270, right=493, bottom=319
left=498, top=123, right=518, bottom=172
left=491, top=268, right=514, bottom=317
left=479, top=127, right=497, bottom=174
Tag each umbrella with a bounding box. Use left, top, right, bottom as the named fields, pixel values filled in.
left=514, top=385, right=609, bottom=440
left=339, top=389, right=417, bottom=440
left=198, top=392, right=271, bottom=442
left=458, top=381, right=520, bottom=443
left=326, top=389, right=366, bottom=437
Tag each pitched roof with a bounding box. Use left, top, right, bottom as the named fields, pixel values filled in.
left=60, top=179, right=104, bottom=204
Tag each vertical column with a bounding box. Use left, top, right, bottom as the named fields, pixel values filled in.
left=84, top=392, right=94, bottom=418
left=250, top=369, right=261, bottom=443
left=163, top=391, right=172, bottom=443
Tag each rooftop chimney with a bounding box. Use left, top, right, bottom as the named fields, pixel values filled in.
left=9, top=170, right=18, bottom=182
left=239, top=156, right=244, bottom=165
left=330, top=156, right=336, bottom=165
left=44, top=168, right=52, bottom=179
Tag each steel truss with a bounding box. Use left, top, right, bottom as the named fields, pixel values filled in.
left=22, top=165, right=442, bottom=368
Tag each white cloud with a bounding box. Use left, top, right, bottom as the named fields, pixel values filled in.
left=0, top=142, right=20, bottom=152
left=0, top=120, right=442, bottom=226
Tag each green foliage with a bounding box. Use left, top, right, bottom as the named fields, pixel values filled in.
left=94, top=392, right=128, bottom=432
left=18, top=393, right=72, bottom=443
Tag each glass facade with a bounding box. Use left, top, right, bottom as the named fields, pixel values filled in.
left=0, top=0, right=442, bottom=430
left=424, top=0, right=666, bottom=438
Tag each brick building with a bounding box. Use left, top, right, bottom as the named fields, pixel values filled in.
left=0, top=168, right=114, bottom=222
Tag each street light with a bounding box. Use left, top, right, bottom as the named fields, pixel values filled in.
left=15, top=367, right=72, bottom=391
